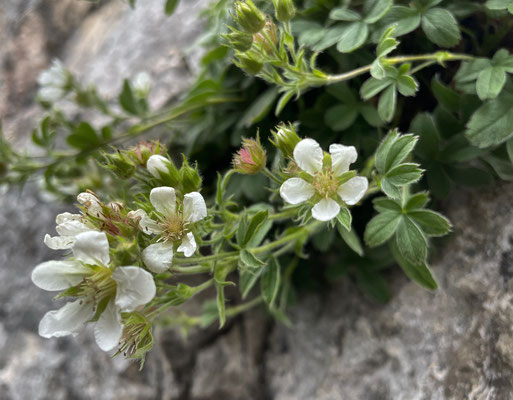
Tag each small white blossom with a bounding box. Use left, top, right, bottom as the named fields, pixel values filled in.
left=280, top=138, right=368, bottom=222
left=129, top=186, right=207, bottom=273
left=133, top=72, right=152, bottom=97
left=32, top=231, right=156, bottom=352
left=146, top=155, right=171, bottom=178
left=43, top=212, right=94, bottom=250
left=77, top=192, right=104, bottom=218
left=37, top=59, right=70, bottom=103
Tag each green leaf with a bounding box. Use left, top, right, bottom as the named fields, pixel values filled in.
left=410, top=112, right=440, bottom=160
left=364, top=211, right=401, bottom=247
left=421, top=8, right=461, bottom=47
left=330, top=7, right=361, bottom=21
left=376, top=26, right=399, bottom=58
left=390, top=240, right=438, bottom=290
left=240, top=269, right=263, bottom=299
left=507, top=137, right=513, bottom=163
left=379, top=6, right=421, bottom=37
left=240, top=249, right=266, bottom=268
left=336, top=22, right=369, bottom=53
left=465, top=85, right=513, bottom=148
left=336, top=207, right=352, bottom=231
left=427, top=164, right=452, bottom=198
left=216, top=284, right=226, bottom=328
left=67, top=122, right=101, bottom=150
left=243, top=210, right=269, bottom=248
left=312, top=25, right=350, bottom=51
left=119, top=80, right=139, bottom=115
left=373, top=197, right=402, bottom=213
left=324, top=104, right=359, bottom=131
left=395, top=216, right=427, bottom=265
left=380, top=178, right=402, bottom=199
left=431, top=76, right=460, bottom=112
left=375, top=129, right=400, bottom=174
left=355, top=266, right=391, bottom=303
left=359, top=104, right=384, bottom=127
left=396, top=75, right=418, bottom=96
left=407, top=210, right=452, bottom=236
left=261, top=256, right=281, bottom=307
left=275, top=90, right=295, bottom=115
left=405, top=192, right=429, bottom=210
left=360, top=77, right=392, bottom=100
left=378, top=84, right=397, bottom=122
left=165, top=0, right=180, bottom=15
left=486, top=0, right=513, bottom=9
left=385, top=163, right=423, bottom=186
left=238, top=88, right=279, bottom=128
left=337, top=225, right=364, bottom=256
left=476, top=66, right=506, bottom=100
left=483, top=155, right=513, bottom=181
left=385, top=134, right=418, bottom=171
left=363, top=0, right=393, bottom=23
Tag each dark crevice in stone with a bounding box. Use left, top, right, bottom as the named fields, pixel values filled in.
left=255, top=317, right=275, bottom=400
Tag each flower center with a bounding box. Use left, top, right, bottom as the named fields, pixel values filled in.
left=161, top=215, right=187, bottom=242
left=76, top=266, right=117, bottom=306
left=118, top=319, right=152, bottom=358
left=312, top=167, right=339, bottom=198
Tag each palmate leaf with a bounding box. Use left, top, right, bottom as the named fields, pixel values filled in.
left=421, top=8, right=461, bottom=48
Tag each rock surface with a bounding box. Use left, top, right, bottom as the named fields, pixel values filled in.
left=2, top=1, right=513, bottom=400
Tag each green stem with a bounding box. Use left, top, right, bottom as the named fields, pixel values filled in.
left=171, top=265, right=212, bottom=274
left=253, top=220, right=321, bottom=255
left=326, top=52, right=473, bottom=85
left=226, top=296, right=264, bottom=317
left=262, top=167, right=282, bottom=184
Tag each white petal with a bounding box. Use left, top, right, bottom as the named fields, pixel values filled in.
left=77, top=192, right=103, bottom=218
left=293, top=138, right=323, bottom=175
left=177, top=232, right=197, bottom=257
left=150, top=186, right=176, bottom=217
left=38, top=300, right=94, bottom=338
left=311, top=198, right=341, bottom=222
left=44, top=234, right=75, bottom=250
left=38, top=87, right=65, bottom=102
left=128, top=209, right=162, bottom=235
left=338, top=176, right=368, bottom=205
left=329, top=144, right=358, bottom=176
left=56, top=220, right=91, bottom=237
left=94, top=301, right=123, bottom=352
left=72, top=231, right=110, bottom=266
left=280, top=178, right=315, bottom=205
left=183, top=192, right=207, bottom=223
left=146, top=155, right=170, bottom=178
left=32, top=260, right=90, bottom=291
left=55, top=212, right=81, bottom=224
left=142, top=242, right=174, bottom=273
left=112, top=266, right=157, bottom=311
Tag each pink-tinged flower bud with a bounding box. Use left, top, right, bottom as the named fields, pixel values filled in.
left=129, top=140, right=166, bottom=165
left=232, top=136, right=267, bottom=174
left=253, top=20, right=278, bottom=55
left=234, top=0, right=266, bottom=34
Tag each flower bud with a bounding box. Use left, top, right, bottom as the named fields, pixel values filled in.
left=234, top=0, right=266, bottom=34
left=223, top=26, right=253, bottom=52
left=270, top=123, right=301, bottom=159
left=253, top=20, right=278, bottom=54
left=180, top=156, right=203, bottom=193
left=272, top=0, right=296, bottom=22
left=102, top=150, right=136, bottom=179
left=129, top=140, right=166, bottom=165
left=232, top=135, right=267, bottom=174
left=233, top=52, right=263, bottom=76
left=146, top=155, right=181, bottom=186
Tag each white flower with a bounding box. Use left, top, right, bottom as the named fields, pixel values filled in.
left=77, top=192, right=104, bottom=218
left=37, top=59, right=70, bottom=103
left=129, top=186, right=207, bottom=273
left=32, top=231, right=156, bottom=352
left=44, top=212, right=95, bottom=250
left=133, top=72, right=152, bottom=96
left=280, top=138, right=368, bottom=222
left=146, top=155, right=171, bottom=178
